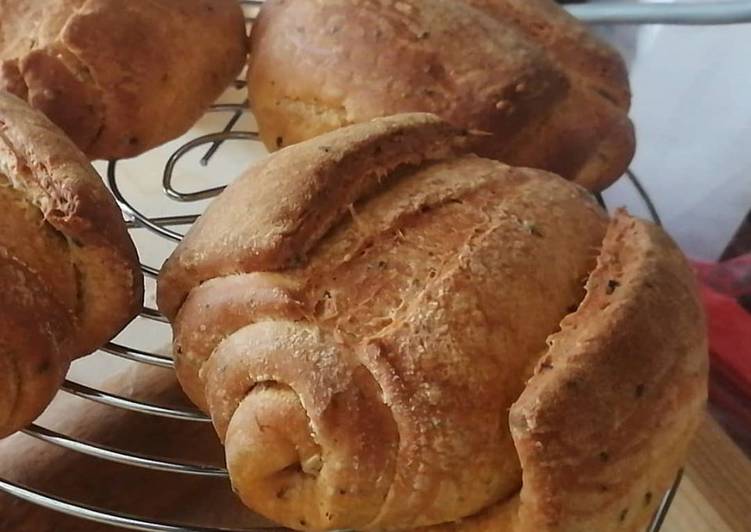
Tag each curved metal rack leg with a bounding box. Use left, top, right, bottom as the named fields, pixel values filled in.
left=61, top=379, right=209, bottom=422
left=21, top=425, right=227, bottom=477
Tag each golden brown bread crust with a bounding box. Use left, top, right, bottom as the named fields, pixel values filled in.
left=0, top=254, right=71, bottom=437
left=158, top=113, right=472, bottom=320
left=0, top=91, right=142, bottom=437
left=158, top=114, right=705, bottom=531
left=463, top=0, right=630, bottom=107
left=247, top=0, right=634, bottom=191
left=423, top=213, right=708, bottom=532
left=167, top=147, right=608, bottom=528
left=509, top=213, right=708, bottom=532
left=173, top=272, right=306, bottom=411
left=0, top=0, right=247, bottom=160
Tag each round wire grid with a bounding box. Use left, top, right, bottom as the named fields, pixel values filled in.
left=4, top=0, right=751, bottom=530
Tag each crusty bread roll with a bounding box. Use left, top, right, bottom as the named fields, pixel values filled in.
left=0, top=0, right=247, bottom=160
left=0, top=91, right=142, bottom=438
left=157, top=114, right=707, bottom=531
left=246, top=0, right=635, bottom=191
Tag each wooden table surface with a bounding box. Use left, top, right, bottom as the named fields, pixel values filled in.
left=662, top=415, right=751, bottom=532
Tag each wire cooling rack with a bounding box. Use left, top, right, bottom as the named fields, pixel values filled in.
left=2, top=1, right=750, bottom=531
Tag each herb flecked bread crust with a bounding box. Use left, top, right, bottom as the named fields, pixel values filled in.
left=247, top=0, right=635, bottom=191
left=158, top=114, right=706, bottom=532
left=0, top=91, right=142, bottom=438
left=0, top=0, right=247, bottom=160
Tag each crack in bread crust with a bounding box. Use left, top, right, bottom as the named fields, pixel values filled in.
left=509, top=211, right=707, bottom=532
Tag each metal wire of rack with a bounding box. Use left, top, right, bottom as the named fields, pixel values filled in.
left=1, top=1, right=750, bottom=531
left=568, top=0, right=751, bottom=25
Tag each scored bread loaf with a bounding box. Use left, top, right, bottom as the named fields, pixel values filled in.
left=157, top=114, right=707, bottom=531
left=246, top=0, right=635, bottom=191
left=0, top=0, right=247, bottom=160
left=0, top=91, right=142, bottom=438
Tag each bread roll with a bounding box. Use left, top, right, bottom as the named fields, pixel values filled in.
left=246, top=0, right=634, bottom=191
left=157, top=114, right=707, bottom=531
left=0, top=91, right=142, bottom=438
left=0, top=0, right=247, bottom=160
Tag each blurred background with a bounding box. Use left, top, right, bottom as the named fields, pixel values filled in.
left=572, top=0, right=751, bottom=454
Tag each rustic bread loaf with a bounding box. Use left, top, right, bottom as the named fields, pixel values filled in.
left=0, top=0, right=247, bottom=160
left=0, top=91, right=142, bottom=438
left=246, top=0, right=635, bottom=191
left=158, top=114, right=706, bottom=531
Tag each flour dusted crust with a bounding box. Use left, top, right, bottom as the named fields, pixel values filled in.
left=0, top=91, right=142, bottom=437
left=0, top=0, right=247, bottom=160
left=157, top=114, right=707, bottom=531
left=247, top=0, right=634, bottom=191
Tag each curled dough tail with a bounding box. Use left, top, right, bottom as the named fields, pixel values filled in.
left=204, top=321, right=399, bottom=531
